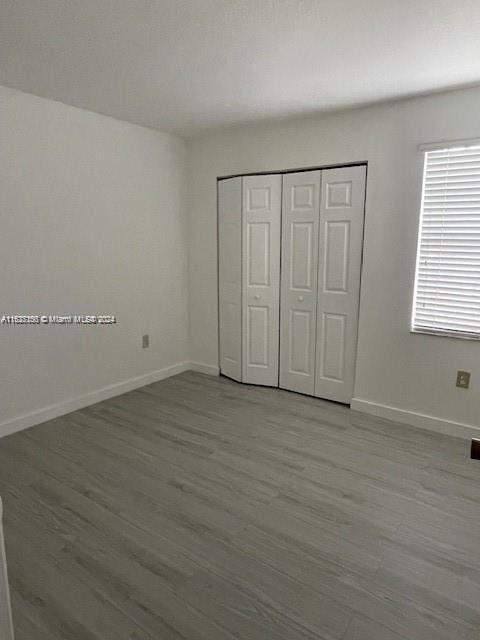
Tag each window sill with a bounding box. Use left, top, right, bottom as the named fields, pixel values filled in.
left=411, top=328, right=480, bottom=341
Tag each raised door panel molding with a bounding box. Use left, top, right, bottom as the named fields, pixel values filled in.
left=320, top=312, right=347, bottom=381
left=326, top=180, right=352, bottom=208
left=247, top=186, right=271, bottom=212
left=324, top=220, right=350, bottom=293
left=247, top=306, right=270, bottom=367
left=247, top=222, right=270, bottom=287
left=290, top=222, right=314, bottom=290
left=222, top=221, right=241, bottom=285
left=289, top=309, right=313, bottom=376
left=291, top=183, right=316, bottom=210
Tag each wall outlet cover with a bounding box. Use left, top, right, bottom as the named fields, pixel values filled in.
left=456, top=370, right=471, bottom=389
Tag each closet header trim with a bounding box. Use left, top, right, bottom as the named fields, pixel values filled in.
left=217, top=161, right=367, bottom=182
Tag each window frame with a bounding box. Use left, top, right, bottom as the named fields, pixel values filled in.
left=411, top=138, right=480, bottom=341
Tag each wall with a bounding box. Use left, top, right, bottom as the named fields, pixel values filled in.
left=0, top=85, right=190, bottom=434
left=187, top=86, right=480, bottom=436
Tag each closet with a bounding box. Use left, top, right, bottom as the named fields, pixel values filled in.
left=218, top=164, right=366, bottom=404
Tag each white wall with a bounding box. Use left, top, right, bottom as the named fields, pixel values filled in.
left=0, top=86, right=189, bottom=432
left=2, top=83, right=479, bottom=438
left=187, top=86, right=480, bottom=435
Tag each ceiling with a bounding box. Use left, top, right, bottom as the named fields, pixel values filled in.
left=1, top=0, right=480, bottom=137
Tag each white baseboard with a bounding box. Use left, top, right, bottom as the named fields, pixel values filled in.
left=188, top=361, right=220, bottom=376
left=0, top=361, right=191, bottom=440
left=8, top=362, right=474, bottom=444
left=351, top=398, right=480, bottom=440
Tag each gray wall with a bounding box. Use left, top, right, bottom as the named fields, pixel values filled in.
left=0, top=86, right=189, bottom=431
left=187, top=86, right=480, bottom=434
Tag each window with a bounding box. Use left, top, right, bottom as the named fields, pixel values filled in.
left=412, top=141, right=480, bottom=339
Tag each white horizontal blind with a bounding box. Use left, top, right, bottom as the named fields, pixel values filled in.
left=412, top=143, right=480, bottom=338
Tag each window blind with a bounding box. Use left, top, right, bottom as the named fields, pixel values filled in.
left=412, top=143, right=480, bottom=339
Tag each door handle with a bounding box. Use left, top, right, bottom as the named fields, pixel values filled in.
left=254, top=294, right=261, bottom=300
left=298, top=295, right=304, bottom=302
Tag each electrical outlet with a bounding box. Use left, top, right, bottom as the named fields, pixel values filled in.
left=456, top=370, right=470, bottom=389
left=142, top=334, right=149, bottom=349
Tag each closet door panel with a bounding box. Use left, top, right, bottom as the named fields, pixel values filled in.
left=218, top=177, right=242, bottom=381
left=315, top=165, right=366, bottom=403
left=280, top=171, right=320, bottom=395
left=242, top=174, right=281, bottom=386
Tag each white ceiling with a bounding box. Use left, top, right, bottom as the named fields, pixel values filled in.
left=1, top=1, right=480, bottom=137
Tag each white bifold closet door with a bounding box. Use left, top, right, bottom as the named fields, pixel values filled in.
left=242, top=174, right=281, bottom=385
left=218, top=165, right=365, bottom=403
left=280, top=171, right=320, bottom=395
left=218, top=177, right=242, bottom=381
left=315, top=165, right=366, bottom=403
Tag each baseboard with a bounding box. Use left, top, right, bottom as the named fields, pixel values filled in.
left=8, top=363, right=473, bottom=443
left=188, top=361, right=220, bottom=376
left=351, top=398, right=480, bottom=440
left=0, top=361, right=191, bottom=440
